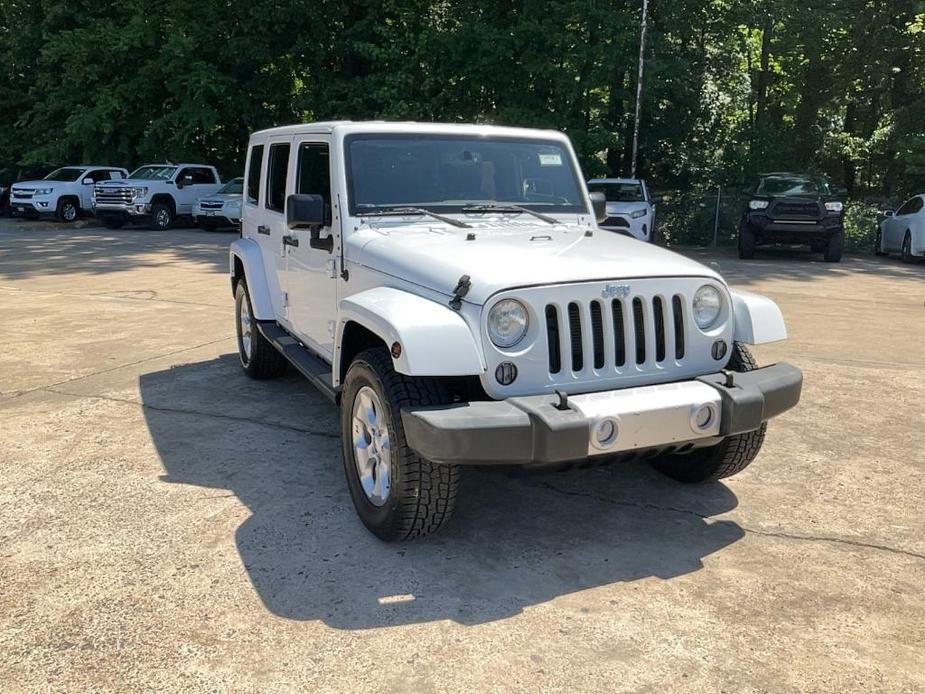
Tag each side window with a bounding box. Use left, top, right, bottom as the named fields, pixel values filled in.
left=178, top=167, right=195, bottom=184
left=896, top=198, right=916, bottom=216
left=297, top=142, right=331, bottom=205
left=191, top=167, right=216, bottom=184
left=911, top=197, right=924, bottom=215
left=265, top=142, right=290, bottom=213
left=246, top=144, right=264, bottom=205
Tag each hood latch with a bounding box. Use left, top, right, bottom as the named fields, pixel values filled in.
left=448, top=275, right=471, bottom=311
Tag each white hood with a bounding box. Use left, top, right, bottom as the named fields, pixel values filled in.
left=349, top=219, right=722, bottom=305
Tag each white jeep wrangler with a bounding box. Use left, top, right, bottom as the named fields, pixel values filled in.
left=93, top=163, right=222, bottom=230
left=230, top=122, right=802, bottom=542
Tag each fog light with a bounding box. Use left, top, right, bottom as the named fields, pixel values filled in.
left=711, top=340, right=727, bottom=360
left=591, top=417, right=619, bottom=449
left=690, top=404, right=716, bottom=432
left=495, top=361, right=517, bottom=385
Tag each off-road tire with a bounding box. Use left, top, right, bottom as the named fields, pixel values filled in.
left=149, top=201, right=174, bottom=230
left=341, top=348, right=460, bottom=541
left=55, top=197, right=79, bottom=223
left=738, top=224, right=756, bottom=259
left=650, top=342, right=767, bottom=483
left=235, top=279, right=287, bottom=379
left=823, top=231, right=844, bottom=262
left=874, top=229, right=886, bottom=256
left=101, top=216, right=125, bottom=229
left=901, top=232, right=914, bottom=263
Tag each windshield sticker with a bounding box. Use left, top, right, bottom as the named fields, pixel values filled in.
left=538, top=153, right=563, bottom=167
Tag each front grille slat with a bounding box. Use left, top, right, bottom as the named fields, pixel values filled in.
left=544, top=288, right=695, bottom=376
left=94, top=186, right=133, bottom=205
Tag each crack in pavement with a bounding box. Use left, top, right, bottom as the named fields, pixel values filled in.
left=0, top=336, right=236, bottom=400
left=43, top=387, right=341, bottom=440
left=532, top=481, right=925, bottom=563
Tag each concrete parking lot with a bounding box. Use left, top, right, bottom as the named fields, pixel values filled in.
left=1, top=218, right=923, bottom=692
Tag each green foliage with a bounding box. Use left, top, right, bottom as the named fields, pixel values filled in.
left=1, top=0, right=923, bottom=205
left=842, top=201, right=881, bottom=253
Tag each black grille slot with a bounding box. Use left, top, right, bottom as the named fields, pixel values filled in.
left=545, top=305, right=561, bottom=374
left=632, top=298, right=646, bottom=364
left=672, top=294, right=685, bottom=359
left=611, top=299, right=626, bottom=366
left=590, top=301, right=605, bottom=369
left=653, top=297, right=666, bottom=362
left=567, top=302, right=583, bottom=371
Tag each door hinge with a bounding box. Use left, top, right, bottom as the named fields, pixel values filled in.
left=282, top=291, right=289, bottom=307
left=327, top=258, right=337, bottom=279
left=327, top=320, right=336, bottom=337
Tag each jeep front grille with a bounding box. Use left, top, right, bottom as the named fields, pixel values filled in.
left=544, top=295, right=685, bottom=376
left=94, top=186, right=133, bottom=205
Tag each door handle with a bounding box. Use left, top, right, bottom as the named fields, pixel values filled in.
left=257, top=225, right=270, bottom=235
left=282, top=234, right=299, bottom=247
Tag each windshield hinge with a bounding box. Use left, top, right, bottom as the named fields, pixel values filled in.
left=448, top=275, right=471, bottom=311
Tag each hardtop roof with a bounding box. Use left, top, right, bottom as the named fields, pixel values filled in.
left=249, top=120, right=570, bottom=141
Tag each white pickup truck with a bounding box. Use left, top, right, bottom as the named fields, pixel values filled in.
left=230, top=121, right=802, bottom=541
left=10, top=166, right=128, bottom=222
left=93, top=163, right=222, bottom=229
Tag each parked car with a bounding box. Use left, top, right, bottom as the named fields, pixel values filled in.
left=192, top=177, right=243, bottom=231
left=92, top=163, right=222, bottom=230
left=586, top=177, right=658, bottom=242
left=229, top=121, right=802, bottom=541
left=875, top=194, right=924, bottom=262
left=738, top=172, right=846, bottom=262
left=0, top=165, right=57, bottom=217
left=8, top=166, right=129, bottom=222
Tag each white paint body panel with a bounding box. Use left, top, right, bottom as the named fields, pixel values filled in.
left=230, top=238, right=276, bottom=320
left=10, top=166, right=128, bottom=214
left=730, top=289, right=788, bottom=345
left=879, top=194, right=925, bottom=256
left=570, top=381, right=722, bottom=455
left=336, top=288, right=484, bottom=381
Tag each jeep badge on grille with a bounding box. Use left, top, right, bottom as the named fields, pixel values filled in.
left=602, top=283, right=631, bottom=298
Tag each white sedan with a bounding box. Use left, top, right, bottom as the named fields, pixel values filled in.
left=877, top=194, right=925, bottom=262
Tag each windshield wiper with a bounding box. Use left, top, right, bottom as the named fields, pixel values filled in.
left=356, top=205, right=471, bottom=229
left=460, top=203, right=557, bottom=225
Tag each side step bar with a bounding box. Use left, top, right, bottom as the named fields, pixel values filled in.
left=256, top=321, right=340, bottom=403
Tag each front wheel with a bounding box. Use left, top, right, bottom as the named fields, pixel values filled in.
left=901, top=232, right=914, bottom=263
left=234, top=279, right=287, bottom=379
left=55, top=198, right=79, bottom=223
left=149, top=202, right=174, bottom=230
left=650, top=343, right=767, bottom=483
left=738, top=224, right=756, bottom=259
left=823, top=231, right=844, bottom=262
left=341, top=348, right=460, bottom=541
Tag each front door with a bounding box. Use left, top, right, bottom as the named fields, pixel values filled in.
left=283, top=138, right=338, bottom=358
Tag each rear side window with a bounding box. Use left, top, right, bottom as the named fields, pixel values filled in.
left=265, top=142, right=290, bottom=213
left=297, top=142, right=331, bottom=204
left=246, top=144, right=264, bottom=205
left=180, top=167, right=216, bottom=184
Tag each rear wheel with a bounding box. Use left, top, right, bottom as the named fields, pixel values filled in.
left=341, top=348, right=460, bottom=541
left=234, top=279, right=287, bottom=379
left=901, top=232, right=914, bottom=263
left=55, top=197, right=79, bottom=223
left=650, top=343, right=767, bottom=483
left=738, top=224, right=756, bottom=259
left=823, top=231, right=844, bottom=262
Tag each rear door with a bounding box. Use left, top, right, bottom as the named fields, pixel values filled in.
left=243, top=140, right=284, bottom=320
left=283, top=137, right=337, bottom=357
left=262, top=138, right=294, bottom=326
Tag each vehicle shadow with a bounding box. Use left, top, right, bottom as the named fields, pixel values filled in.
left=142, top=354, right=744, bottom=629
left=0, top=220, right=230, bottom=280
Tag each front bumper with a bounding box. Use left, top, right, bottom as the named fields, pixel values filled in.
left=401, top=363, right=802, bottom=465
left=747, top=213, right=842, bottom=240
left=600, top=214, right=651, bottom=241
left=93, top=201, right=150, bottom=217
left=11, top=197, right=53, bottom=214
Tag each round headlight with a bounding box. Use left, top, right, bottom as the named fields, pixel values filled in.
left=488, top=299, right=529, bottom=348
left=692, top=285, right=723, bottom=329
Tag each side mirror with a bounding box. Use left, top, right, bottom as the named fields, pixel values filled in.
left=287, top=193, right=333, bottom=251
left=588, top=191, right=607, bottom=223
left=884, top=210, right=895, bottom=217
left=82, top=177, right=93, bottom=185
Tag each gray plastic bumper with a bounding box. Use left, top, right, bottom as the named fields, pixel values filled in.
left=400, top=363, right=802, bottom=465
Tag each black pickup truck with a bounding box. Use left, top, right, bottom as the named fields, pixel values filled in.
left=738, top=172, right=846, bottom=262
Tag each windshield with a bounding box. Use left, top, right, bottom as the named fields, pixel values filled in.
left=43, top=167, right=86, bottom=182
left=129, top=165, right=177, bottom=181
left=346, top=135, right=587, bottom=215
left=756, top=175, right=831, bottom=197
left=588, top=181, right=645, bottom=202
left=219, top=178, right=243, bottom=195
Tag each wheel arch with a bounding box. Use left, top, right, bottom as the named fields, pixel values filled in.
left=150, top=193, right=176, bottom=212
left=229, top=238, right=275, bottom=319
left=730, top=289, right=787, bottom=344
left=335, top=288, right=485, bottom=387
